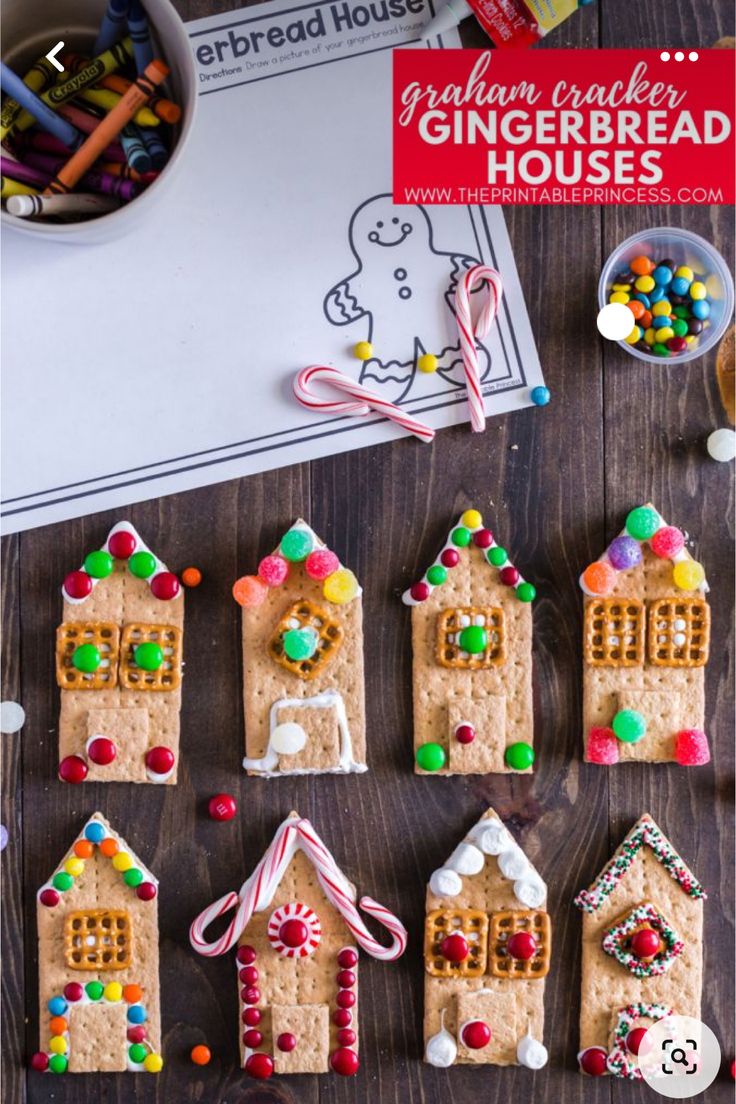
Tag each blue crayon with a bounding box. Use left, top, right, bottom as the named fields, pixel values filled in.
left=120, top=123, right=152, bottom=172
left=128, top=0, right=154, bottom=73
left=0, top=62, right=83, bottom=150
left=93, top=0, right=131, bottom=56
left=138, top=125, right=168, bottom=169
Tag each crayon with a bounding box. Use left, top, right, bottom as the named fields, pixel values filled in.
left=99, top=160, right=150, bottom=182
left=99, top=73, right=181, bottom=124
left=21, top=151, right=139, bottom=201
left=20, top=128, right=126, bottom=165
left=0, top=62, right=84, bottom=149
left=138, top=124, right=168, bottom=169
left=0, top=55, right=57, bottom=141
left=1, top=175, right=39, bottom=198
left=79, top=86, right=160, bottom=127
left=13, top=39, right=133, bottom=133
left=7, top=192, right=120, bottom=219
left=120, top=123, right=152, bottom=172
left=93, top=0, right=131, bottom=56
left=128, top=0, right=155, bottom=73
left=45, top=60, right=168, bottom=195
left=0, top=155, right=49, bottom=189
left=55, top=106, right=127, bottom=161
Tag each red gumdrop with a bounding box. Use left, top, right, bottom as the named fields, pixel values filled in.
left=237, top=945, right=257, bottom=965
left=440, top=548, right=460, bottom=568
left=579, top=1046, right=608, bottom=1076
left=630, top=928, right=660, bottom=959
left=650, top=525, right=685, bottom=559
left=64, top=982, right=84, bottom=1002
left=337, top=1029, right=356, bottom=1046
left=279, top=919, right=308, bottom=948
left=461, top=1020, right=491, bottom=1049
left=500, top=565, right=520, bottom=586
left=242, top=1008, right=261, bottom=1026
left=64, top=570, right=92, bottom=599
left=626, top=1027, right=648, bottom=1055
left=473, top=528, right=493, bottom=548
left=145, top=746, right=175, bottom=775
left=337, top=948, right=358, bottom=968
left=108, top=530, right=137, bottom=559
left=507, top=931, right=537, bottom=960
left=410, top=582, right=430, bottom=602
left=276, top=1033, right=297, bottom=1052
left=243, top=1029, right=263, bottom=1048
left=258, top=554, right=289, bottom=587
left=586, top=727, right=620, bottom=765
left=40, top=888, right=60, bottom=907
left=675, top=729, right=710, bottom=766
left=128, top=1026, right=147, bottom=1044
left=239, top=966, right=258, bottom=985
left=150, top=571, right=180, bottom=600
left=136, top=881, right=157, bottom=901
left=30, top=1052, right=49, bottom=1072
left=440, top=933, right=469, bottom=963
left=88, top=737, right=116, bottom=766
left=58, top=755, right=88, bottom=783
left=330, top=1047, right=360, bottom=1076
left=244, top=1053, right=273, bottom=1079
left=337, top=970, right=355, bottom=988
left=333, top=1009, right=352, bottom=1028
left=305, top=549, right=340, bottom=580
left=336, top=990, right=355, bottom=1009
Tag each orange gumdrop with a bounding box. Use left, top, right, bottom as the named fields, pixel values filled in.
left=74, top=839, right=94, bottom=858
left=49, top=1017, right=67, bottom=1035
left=232, top=575, right=268, bottom=608
left=626, top=300, right=644, bottom=320
left=630, top=255, right=654, bottom=276
left=582, top=561, right=617, bottom=596
left=99, top=837, right=118, bottom=857
left=124, top=984, right=143, bottom=1004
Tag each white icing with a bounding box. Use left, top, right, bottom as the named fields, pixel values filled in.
left=62, top=521, right=171, bottom=605
left=146, top=765, right=175, bottom=784
left=514, top=876, right=546, bottom=909
left=271, top=722, right=307, bottom=756
left=425, top=1025, right=457, bottom=1067
left=498, top=847, right=528, bottom=880
left=429, top=868, right=462, bottom=897
left=447, top=843, right=485, bottom=876
left=242, top=689, right=367, bottom=776
left=517, top=1032, right=548, bottom=1069
left=474, top=820, right=509, bottom=855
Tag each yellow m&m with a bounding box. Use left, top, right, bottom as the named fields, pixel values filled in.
left=104, top=982, right=123, bottom=1002
left=112, top=851, right=133, bottom=872
left=417, top=353, right=438, bottom=373
left=673, top=559, right=705, bottom=591
left=144, top=1053, right=164, bottom=1073
left=461, top=509, right=483, bottom=529
left=49, top=1036, right=68, bottom=1054
left=323, top=568, right=359, bottom=605
left=354, top=341, right=373, bottom=361
left=63, top=857, right=85, bottom=877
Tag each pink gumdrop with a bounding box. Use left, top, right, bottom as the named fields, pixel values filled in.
left=232, top=575, right=268, bottom=608
left=586, top=726, right=620, bottom=765
left=305, top=549, right=340, bottom=580
left=675, top=729, right=710, bottom=766
left=258, top=555, right=289, bottom=587
left=650, top=526, right=685, bottom=559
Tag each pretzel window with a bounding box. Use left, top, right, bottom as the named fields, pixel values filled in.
left=64, top=909, right=132, bottom=971
left=424, top=908, right=488, bottom=977
left=488, top=909, right=551, bottom=979
left=267, top=599, right=344, bottom=680
left=584, top=599, right=644, bottom=667
left=56, top=622, right=120, bottom=690
left=435, top=607, right=505, bottom=669
left=648, top=598, right=710, bottom=668
left=119, top=623, right=182, bottom=691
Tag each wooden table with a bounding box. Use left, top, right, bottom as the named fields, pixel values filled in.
left=2, top=2, right=734, bottom=1101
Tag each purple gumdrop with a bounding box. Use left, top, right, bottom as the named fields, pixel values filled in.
left=607, top=535, right=642, bottom=571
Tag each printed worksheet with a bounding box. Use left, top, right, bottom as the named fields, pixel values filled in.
left=1, top=0, right=545, bottom=533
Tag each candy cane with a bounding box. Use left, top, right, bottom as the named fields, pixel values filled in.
left=293, top=364, right=435, bottom=443
left=189, top=816, right=407, bottom=962
left=454, top=264, right=504, bottom=433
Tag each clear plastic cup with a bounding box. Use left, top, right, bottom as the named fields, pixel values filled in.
left=598, top=227, right=734, bottom=364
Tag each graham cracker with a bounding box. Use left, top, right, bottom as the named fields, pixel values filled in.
left=59, top=561, right=184, bottom=783
left=271, top=1004, right=330, bottom=1073
left=274, top=703, right=341, bottom=771
left=456, top=989, right=518, bottom=1064
left=411, top=544, right=533, bottom=775
left=448, top=695, right=507, bottom=773
left=583, top=546, right=706, bottom=763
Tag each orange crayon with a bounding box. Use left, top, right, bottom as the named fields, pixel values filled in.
left=100, top=73, right=181, bottom=124
left=45, top=59, right=169, bottom=196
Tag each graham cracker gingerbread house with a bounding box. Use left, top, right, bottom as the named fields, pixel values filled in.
left=402, top=507, right=536, bottom=775
left=57, top=521, right=184, bottom=784
left=423, top=808, right=549, bottom=1071
left=575, top=813, right=705, bottom=1080
left=190, top=811, right=407, bottom=1079
left=232, top=520, right=367, bottom=776
left=32, top=813, right=162, bottom=1075
left=580, top=503, right=710, bottom=766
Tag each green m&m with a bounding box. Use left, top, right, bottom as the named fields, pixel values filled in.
left=124, top=867, right=144, bottom=887
left=426, top=564, right=448, bottom=587
left=283, top=628, right=318, bottom=662
left=49, top=1054, right=68, bottom=1074
left=129, top=1043, right=148, bottom=1065
left=451, top=527, right=471, bottom=548
left=72, top=643, right=101, bottom=673
left=612, top=709, right=647, bottom=743
left=85, top=981, right=104, bottom=1001
left=505, top=742, right=535, bottom=770
left=128, top=550, right=157, bottom=579
left=516, top=582, right=536, bottom=603
left=459, top=625, right=487, bottom=654
left=625, top=506, right=659, bottom=542
left=280, top=528, right=313, bottom=563
left=487, top=546, right=507, bottom=567
left=83, top=550, right=113, bottom=579
left=416, top=742, right=446, bottom=772
left=134, top=642, right=163, bottom=671
left=52, top=871, right=74, bottom=892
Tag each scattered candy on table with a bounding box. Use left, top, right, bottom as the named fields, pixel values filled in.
left=181, top=566, right=202, bottom=587
left=0, top=700, right=26, bottom=733
left=190, top=1044, right=211, bottom=1065
left=706, top=427, right=736, bottom=462
left=0, top=824, right=7, bottom=851
left=208, top=793, right=237, bottom=821
left=530, top=386, right=550, bottom=406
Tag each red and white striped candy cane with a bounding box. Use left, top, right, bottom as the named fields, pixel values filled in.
left=293, top=364, right=434, bottom=443
left=454, top=264, right=504, bottom=433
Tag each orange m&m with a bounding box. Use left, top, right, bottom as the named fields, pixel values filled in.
left=49, top=1017, right=67, bottom=1035
left=181, top=567, right=202, bottom=587
left=630, top=255, right=654, bottom=276
left=582, top=561, right=617, bottom=596
left=124, top=984, right=143, bottom=1004
left=191, top=1045, right=212, bottom=1066
left=99, top=837, right=118, bottom=858
left=73, top=840, right=94, bottom=858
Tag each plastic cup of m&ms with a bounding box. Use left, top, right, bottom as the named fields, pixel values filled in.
left=599, top=227, right=734, bottom=365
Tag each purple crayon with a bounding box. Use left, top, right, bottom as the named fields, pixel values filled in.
left=21, top=151, right=138, bottom=201
left=0, top=155, right=49, bottom=189
left=21, top=128, right=127, bottom=165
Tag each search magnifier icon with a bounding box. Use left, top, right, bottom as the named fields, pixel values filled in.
left=668, top=1046, right=689, bottom=1067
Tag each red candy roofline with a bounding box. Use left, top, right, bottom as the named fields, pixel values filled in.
left=61, top=520, right=180, bottom=604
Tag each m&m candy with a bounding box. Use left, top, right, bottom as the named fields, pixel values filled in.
left=109, top=529, right=137, bottom=559
left=84, top=550, right=113, bottom=578
left=416, top=742, right=446, bottom=772
left=191, top=1045, right=212, bottom=1065
left=128, top=550, right=157, bottom=578
left=418, top=353, right=438, bottom=373
left=209, top=793, right=237, bottom=821
left=150, top=571, right=180, bottom=600
left=58, top=755, right=88, bottom=784
left=353, top=341, right=373, bottom=360
left=505, top=742, right=535, bottom=770
left=181, top=566, right=202, bottom=587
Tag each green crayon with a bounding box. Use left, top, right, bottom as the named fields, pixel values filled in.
left=0, top=56, right=57, bottom=141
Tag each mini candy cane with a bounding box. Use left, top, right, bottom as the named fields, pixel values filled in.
left=454, top=264, right=504, bottom=433
left=293, top=364, right=434, bottom=443
left=190, top=815, right=407, bottom=962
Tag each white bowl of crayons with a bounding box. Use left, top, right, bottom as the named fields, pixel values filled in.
left=0, top=0, right=196, bottom=239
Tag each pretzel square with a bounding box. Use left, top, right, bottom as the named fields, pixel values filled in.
left=488, top=909, right=551, bottom=979
left=648, top=597, right=710, bottom=668
left=435, top=607, right=505, bottom=669
left=56, top=622, right=120, bottom=690
left=64, top=909, right=132, bottom=971
left=584, top=599, right=644, bottom=667
left=267, top=599, right=343, bottom=680
left=119, top=623, right=182, bottom=691
left=424, top=908, right=488, bottom=977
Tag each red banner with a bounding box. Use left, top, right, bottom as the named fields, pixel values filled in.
left=393, top=49, right=735, bottom=205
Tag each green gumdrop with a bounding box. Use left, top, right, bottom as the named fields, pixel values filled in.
left=459, top=625, right=488, bottom=654
left=72, top=643, right=101, bottom=673
left=134, top=642, right=164, bottom=671
left=283, top=628, right=318, bottom=661
left=451, top=527, right=471, bottom=548
left=129, top=1043, right=148, bottom=1064
left=280, top=528, right=313, bottom=562
left=124, top=867, right=144, bottom=887
left=85, top=981, right=104, bottom=1001
left=128, top=550, right=157, bottom=578
left=613, top=709, right=647, bottom=743
left=516, top=582, right=536, bottom=603
left=49, top=1054, right=68, bottom=1074
left=505, top=742, right=535, bottom=770
left=625, top=506, right=660, bottom=541
left=487, top=546, right=507, bottom=567
left=416, top=742, right=446, bottom=772
left=83, top=550, right=113, bottom=579
left=426, top=564, right=448, bottom=587
left=52, top=871, right=74, bottom=892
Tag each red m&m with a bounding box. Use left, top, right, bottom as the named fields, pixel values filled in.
left=507, top=931, right=537, bottom=960
left=440, top=933, right=469, bottom=962
left=63, top=570, right=92, bottom=600
left=500, top=566, right=520, bottom=587
left=40, top=888, right=60, bottom=907
left=150, top=571, right=180, bottom=600
left=108, top=530, right=137, bottom=559
left=279, top=919, right=308, bottom=948
left=145, top=746, right=175, bottom=777
left=630, top=928, right=660, bottom=959
left=237, top=945, right=257, bottom=965
left=330, top=1047, right=359, bottom=1076
left=410, top=582, right=430, bottom=602
left=245, top=1053, right=273, bottom=1079
left=473, top=529, right=493, bottom=548
left=337, top=948, right=358, bottom=968
left=88, top=738, right=116, bottom=766
left=455, top=723, right=475, bottom=745
left=579, top=1046, right=608, bottom=1075
left=440, top=548, right=460, bottom=568
left=626, top=1027, right=648, bottom=1055
left=461, top=1020, right=491, bottom=1049
left=277, top=1033, right=297, bottom=1052
left=58, top=756, right=88, bottom=784
left=208, top=794, right=237, bottom=821
left=136, top=881, right=157, bottom=901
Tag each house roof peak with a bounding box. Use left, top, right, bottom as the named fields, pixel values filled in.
left=62, top=520, right=181, bottom=605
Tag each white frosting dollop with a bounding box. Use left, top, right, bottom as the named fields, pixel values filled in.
left=425, top=1026, right=457, bottom=1068
left=448, top=842, right=485, bottom=876
left=498, top=846, right=528, bottom=880
left=514, top=876, right=546, bottom=909
left=475, top=820, right=509, bottom=855
left=517, top=1033, right=548, bottom=1069
left=429, top=868, right=462, bottom=898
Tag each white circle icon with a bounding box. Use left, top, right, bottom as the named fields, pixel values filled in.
left=638, top=1015, right=721, bottom=1097
left=597, top=302, right=635, bottom=341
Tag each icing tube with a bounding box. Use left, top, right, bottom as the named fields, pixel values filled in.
left=422, top=0, right=592, bottom=47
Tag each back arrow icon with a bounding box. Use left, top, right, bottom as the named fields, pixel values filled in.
left=45, top=42, right=65, bottom=72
